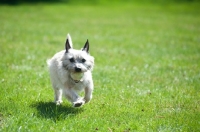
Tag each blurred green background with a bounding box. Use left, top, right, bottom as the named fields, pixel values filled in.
left=1, top=0, right=200, bottom=5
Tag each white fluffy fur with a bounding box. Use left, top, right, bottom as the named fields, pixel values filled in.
left=47, top=34, right=94, bottom=107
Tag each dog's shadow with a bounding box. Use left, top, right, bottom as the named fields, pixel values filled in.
left=31, top=101, right=83, bottom=121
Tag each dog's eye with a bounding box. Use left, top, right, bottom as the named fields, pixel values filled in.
left=69, top=58, right=75, bottom=63
left=82, top=58, right=86, bottom=63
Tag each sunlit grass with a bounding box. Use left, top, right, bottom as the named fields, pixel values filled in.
left=0, top=1, right=200, bottom=131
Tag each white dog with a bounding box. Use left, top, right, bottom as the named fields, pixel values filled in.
left=47, top=34, right=94, bottom=107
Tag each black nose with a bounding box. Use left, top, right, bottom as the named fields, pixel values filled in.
left=75, top=67, right=81, bottom=72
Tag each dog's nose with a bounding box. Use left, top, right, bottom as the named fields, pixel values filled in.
left=75, top=67, right=81, bottom=72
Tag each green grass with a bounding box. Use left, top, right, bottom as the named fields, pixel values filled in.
left=0, top=1, right=200, bottom=132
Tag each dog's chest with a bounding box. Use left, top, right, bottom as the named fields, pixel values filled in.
left=72, top=82, right=85, bottom=91
left=65, top=81, right=85, bottom=91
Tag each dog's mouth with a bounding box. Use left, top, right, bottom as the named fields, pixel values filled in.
left=74, top=80, right=80, bottom=83
left=71, top=77, right=81, bottom=83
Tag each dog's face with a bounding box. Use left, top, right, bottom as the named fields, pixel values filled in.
left=62, top=39, right=94, bottom=73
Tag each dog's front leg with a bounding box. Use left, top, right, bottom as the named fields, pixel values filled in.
left=64, top=89, right=84, bottom=107
left=54, top=88, right=63, bottom=105
left=84, top=82, right=93, bottom=103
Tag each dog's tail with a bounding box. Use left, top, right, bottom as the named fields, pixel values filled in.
left=67, top=33, right=73, bottom=48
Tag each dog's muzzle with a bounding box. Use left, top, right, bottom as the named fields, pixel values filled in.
left=75, top=67, right=82, bottom=72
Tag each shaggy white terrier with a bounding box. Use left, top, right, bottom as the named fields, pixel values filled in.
left=47, top=34, right=94, bottom=107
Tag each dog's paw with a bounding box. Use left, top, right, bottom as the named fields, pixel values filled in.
left=73, top=100, right=85, bottom=107
left=55, top=100, right=63, bottom=105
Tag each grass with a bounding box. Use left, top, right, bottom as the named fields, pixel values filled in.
left=0, top=1, right=200, bottom=131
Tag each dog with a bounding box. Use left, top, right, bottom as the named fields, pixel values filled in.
left=47, top=34, right=94, bottom=107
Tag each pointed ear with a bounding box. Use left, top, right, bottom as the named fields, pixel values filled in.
left=65, top=39, right=71, bottom=53
left=67, top=34, right=73, bottom=48
left=82, top=39, right=89, bottom=53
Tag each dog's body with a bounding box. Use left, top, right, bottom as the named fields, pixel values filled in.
left=47, top=34, right=94, bottom=107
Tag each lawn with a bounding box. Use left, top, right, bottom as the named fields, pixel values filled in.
left=0, top=1, right=200, bottom=131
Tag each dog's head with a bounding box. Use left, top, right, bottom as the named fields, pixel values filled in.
left=62, top=35, right=94, bottom=74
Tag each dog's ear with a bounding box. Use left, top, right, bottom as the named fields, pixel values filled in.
left=65, top=39, right=71, bottom=53
left=67, top=34, right=73, bottom=48
left=82, top=39, right=89, bottom=53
